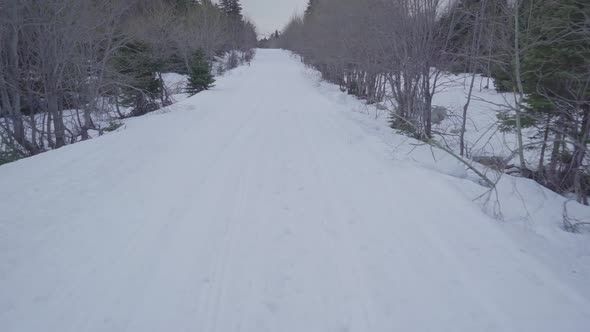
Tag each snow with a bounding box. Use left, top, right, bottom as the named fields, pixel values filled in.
left=161, top=72, right=189, bottom=95
left=0, top=49, right=589, bottom=332
left=0, top=72, right=191, bottom=154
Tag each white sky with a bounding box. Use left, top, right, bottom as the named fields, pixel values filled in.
left=239, top=0, right=308, bottom=37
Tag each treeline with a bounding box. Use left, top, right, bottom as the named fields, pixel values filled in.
left=0, top=0, right=256, bottom=161
left=258, top=31, right=281, bottom=49
left=280, top=0, right=589, bottom=204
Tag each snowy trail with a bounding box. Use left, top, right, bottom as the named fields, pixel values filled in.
left=1, top=50, right=589, bottom=332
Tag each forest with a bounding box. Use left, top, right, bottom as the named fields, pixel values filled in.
left=277, top=0, right=590, bottom=204
left=0, top=0, right=256, bottom=162
left=1, top=0, right=589, bottom=205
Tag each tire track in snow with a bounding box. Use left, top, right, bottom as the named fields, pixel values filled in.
left=294, top=99, right=377, bottom=332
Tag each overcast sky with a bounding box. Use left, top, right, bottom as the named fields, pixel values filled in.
left=240, top=0, right=308, bottom=37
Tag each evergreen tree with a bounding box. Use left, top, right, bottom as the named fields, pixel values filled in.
left=115, top=41, right=161, bottom=117
left=186, top=49, right=215, bottom=95
left=495, top=0, right=589, bottom=130
left=492, top=0, right=590, bottom=199
left=219, top=0, right=242, bottom=19
left=173, top=0, right=198, bottom=11
left=522, top=0, right=589, bottom=110
left=304, top=0, right=315, bottom=18
left=439, top=0, right=509, bottom=75
left=521, top=0, right=589, bottom=193
left=219, top=0, right=245, bottom=51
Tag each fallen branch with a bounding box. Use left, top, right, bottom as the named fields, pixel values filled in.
left=562, top=199, right=590, bottom=233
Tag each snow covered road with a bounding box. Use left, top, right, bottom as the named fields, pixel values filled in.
left=1, top=49, right=589, bottom=331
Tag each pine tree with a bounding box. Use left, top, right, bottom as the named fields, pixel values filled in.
left=495, top=0, right=589, bottom=130
left=115, top=41, right=161, bottom=117
left=491, top=0, right=590, bottom=200
left=173, top=0, right=197, bottom=11
left=439, top=0, right=509, bottom=75
left=521, top=0, right=590, bottom=197
left=304, top=0, right=315, bottom=18
left=186, top=49, right=215, bottom=95
left=219, top=0, right=242, bottom=19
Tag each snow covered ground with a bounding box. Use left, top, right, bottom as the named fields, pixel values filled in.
left=0, top=49, right=589, bottom=332
left=0, top=50, right=247, bottom=155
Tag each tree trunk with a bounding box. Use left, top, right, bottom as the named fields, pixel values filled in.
left=548, top=131, right=562, bottom=191
left=513, top=1, right=529, bottom=175
left=537, top=117, right=551, bottom=180
left=48, top=93, right=65, bottom=148
left=461, top=73, right=477, bottom=157
left=570, top=106, right=590, bottom=204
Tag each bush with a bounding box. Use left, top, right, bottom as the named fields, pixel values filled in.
left=186, top=50, right=215, bottom=95
left=226, top=51, right=239, bottom=70
left=103, top=121, right=124, bottom=133
left=0, top=151, right=22, bottom=166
